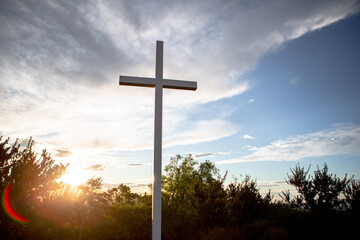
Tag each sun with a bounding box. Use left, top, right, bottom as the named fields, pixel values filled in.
left=57, top=165, right=90, bottom=186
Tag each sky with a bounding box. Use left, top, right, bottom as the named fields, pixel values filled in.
left=1, top=0, right=360, bottom=196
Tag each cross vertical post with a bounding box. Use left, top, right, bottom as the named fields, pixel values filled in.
left=119, top=41, right=197, bottom=240
left=153, top=41, right=163, bottom=240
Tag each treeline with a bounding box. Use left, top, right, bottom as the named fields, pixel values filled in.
left=0, top=137, right=359, bottom=240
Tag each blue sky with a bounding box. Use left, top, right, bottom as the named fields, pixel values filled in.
left=1, top=0, right=360, bottom=195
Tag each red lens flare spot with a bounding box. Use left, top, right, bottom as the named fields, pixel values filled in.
left=2, top=184, right=29, bottom=223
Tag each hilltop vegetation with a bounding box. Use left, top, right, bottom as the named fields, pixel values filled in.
left=1, top=137, right=359, bottom=239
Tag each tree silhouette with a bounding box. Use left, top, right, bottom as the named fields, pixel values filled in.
left=281, top=163, right=351, bottom=212
left=344, top=178, right=360, bottom=213
left=0, top=137, right=68, bottom=239
left=227, top=175, right=272, bottom=223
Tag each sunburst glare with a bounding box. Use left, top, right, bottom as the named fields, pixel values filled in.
left=57, top=165, right=91, bottom=186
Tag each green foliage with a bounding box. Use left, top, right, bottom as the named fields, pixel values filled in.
left=0, top=137, right=20, bottom=188
left=1, top=137, right=359, bottom=239
left=162, top=154, right=228, bottom=239
left=227, top=175, right=272, bottom=223
left=0, top=137, right=69, bottom=239
left=162, top=154, right=198, bottom=211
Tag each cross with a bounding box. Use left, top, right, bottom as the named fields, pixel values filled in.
left=119, top=41, right=197, bottom=240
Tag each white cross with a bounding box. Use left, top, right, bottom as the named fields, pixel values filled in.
left=119, top=41, right=197, bottom=240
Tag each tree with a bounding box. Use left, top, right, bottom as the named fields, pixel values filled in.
left=344, top=179, right=360, bottom=213
left=162, top=154, right=228, bottom=239
left=226, top=175, right=272, bottom=223
left=162, top=154, right=198, bottom=212
left=108, top=184, right=141, bottom=205
left=281, top=163, right=351, bottom=212
left=0, top=137, right=20, bottom=189
left=192, top=161, right=227, bottom=230
left=0, top=137, right=68, bottom=194
left=0, top=136, right=69, bottom=239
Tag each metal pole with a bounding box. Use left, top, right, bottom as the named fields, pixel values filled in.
left=152, top=41, right=163, bottom=240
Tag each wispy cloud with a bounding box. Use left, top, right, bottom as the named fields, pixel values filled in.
left=54, top=148, right=72, bottom=158
left=194, top=153, right=216, bottom=158
left=193, top=151, right=232, bottom=159
left=217, top=124, right=360, bottom=164
left=217, top=151, right=232, bottom=155
left=85, top=164, right=106, bottom=171
left=164, top=119, right=239, bottom=148
left=126, top=163, right=143, bottom=167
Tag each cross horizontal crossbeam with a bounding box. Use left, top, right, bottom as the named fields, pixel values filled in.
left=119, top=76, right=197, bottom=90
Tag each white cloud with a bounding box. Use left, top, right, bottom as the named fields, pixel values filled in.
left=0, top=0, right=359, bottom=151
left=193, top=151, right=232, bottom=159
left=164, top=119, right=239, bottom=148
left=194, top=153, right=216, bottom=158
left=217, top=124, right=360, bottom=164
left=217, top=151, right=232, bottom=155
left=84, top=164, right=106, bottom=171
left=243, top=134, right=256, bottom=139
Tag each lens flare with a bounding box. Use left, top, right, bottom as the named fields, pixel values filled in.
left=2, top=184, right=29, bottom=223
